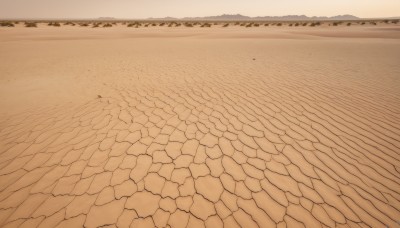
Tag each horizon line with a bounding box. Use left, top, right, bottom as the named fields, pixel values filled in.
left=1, top=14, right=400, bottom=21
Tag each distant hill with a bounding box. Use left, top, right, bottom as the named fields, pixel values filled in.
left=148, top=14, right=359, bottom=21
left=98, top=17, right=116, bottom=20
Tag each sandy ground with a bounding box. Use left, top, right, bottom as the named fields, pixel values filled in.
left=0, top=24, right=400, bottom=227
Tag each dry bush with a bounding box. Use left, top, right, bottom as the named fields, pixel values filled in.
left=48, top=22, right=60, bottom=27
left=347, top=22, right=351, bottom=26
left=80, top=23, right=89, bottom=27
left=223, top=23, right=229, bottom=27
left=254, top=23, right=260, bottom=27
left=245, top=23, right=252, bottom=27
left=159, top=22, right=165, bottom=26
left=264, top=23, right=269, bottom=26
left=25, top=22, right=37, bottom=27
left=310, top=22, right=321, bottom=27
left=184, top=23, right=193, bottom=27
left=277, top=23, right=282, bottom=26
left=127, top=22, right=141, bottom=27
left=240, top=23, right=246, bottom=26
left=0, top=22, right=14, bottom=27
left=302, top=23, right=307, bottom=26
left=370, top=21, right=377, bottom=25
left=392, top=20, right=399, bottom=24
left=103, top=23, right=112, bottom=27
left=289, top=23, right=293, bottom=26
left=200, top=23, right=211, bottom=27
left=151, top=23, right=157, bottom=26
left=64, top=22, right=75, bottom=26
left=234, top=22, right=240, bottom=25
left=294, top=23, right=299, bottom=26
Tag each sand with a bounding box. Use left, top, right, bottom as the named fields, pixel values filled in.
left=0, top=24, right=400, bottom=227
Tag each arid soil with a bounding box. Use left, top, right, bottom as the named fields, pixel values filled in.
left=0, top=25, right=400, bottom=227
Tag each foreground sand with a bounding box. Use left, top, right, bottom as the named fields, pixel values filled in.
left=0, top=25, right=400, bottom=227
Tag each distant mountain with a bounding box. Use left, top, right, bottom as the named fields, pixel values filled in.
left=98, top=17, right=116, bottom=20
left=148, top=14, right=359, bottom=21
left=329, top=15, right=359, bottom=20
left=183, top=14, right=251, bottom=20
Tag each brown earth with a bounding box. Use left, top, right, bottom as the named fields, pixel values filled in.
left=0, top=24, right=400, bottom=227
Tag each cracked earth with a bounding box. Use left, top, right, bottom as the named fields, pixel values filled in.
left=0, top=26, right=400, bottom=227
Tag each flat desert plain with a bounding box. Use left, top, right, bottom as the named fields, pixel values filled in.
left=0, top=23, right=400, bottom=228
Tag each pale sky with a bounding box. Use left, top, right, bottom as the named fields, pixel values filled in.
left=0, top=0, right=399, bottom=19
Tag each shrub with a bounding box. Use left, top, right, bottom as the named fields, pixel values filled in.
left=302, top=23, right=307, bottom=26
left=246, top=24, right=252, bottom=27
left=294, top=23, right=299, bottom=26
left=392, top=20, right=399, bottom=24
left=48, top=22, right=60, bottom=27
left=370, top=21, right=377, bottom=25
left=254, top=23, right=260, bottom=27
left=310, top=22, right=320, bottom=27
left=347, top=22, right=351, bottom=26
left=127, top=22, right=141, bottom=27
left=234, top=22, right=240, bottom=25
left=332, top=22, right=339, bottom=26
left=264, top=23, right=269, bottom=26
left=200, top=23, right=211, bottom=27
left=0, top=22, right=14, bottom=27
left=223, top=23, right=229, bottom=27
left=25, top=22, right=37, bottom=27
left=103, top=23, right=112, bottom=27
left=80, top=23, right=89, bottom=27
left=277, top=23, right=282, bottom=26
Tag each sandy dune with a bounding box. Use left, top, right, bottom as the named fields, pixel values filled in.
left=0, top=25, right=400, bottom=227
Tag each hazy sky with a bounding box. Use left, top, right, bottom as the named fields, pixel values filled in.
left=0, top=0, right=399, bottom=19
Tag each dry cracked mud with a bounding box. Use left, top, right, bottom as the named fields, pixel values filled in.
left=0, top=26, right=400, bottom=227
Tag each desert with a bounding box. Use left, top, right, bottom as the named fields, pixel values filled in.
left=0, top=20, right=400, bottom=227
